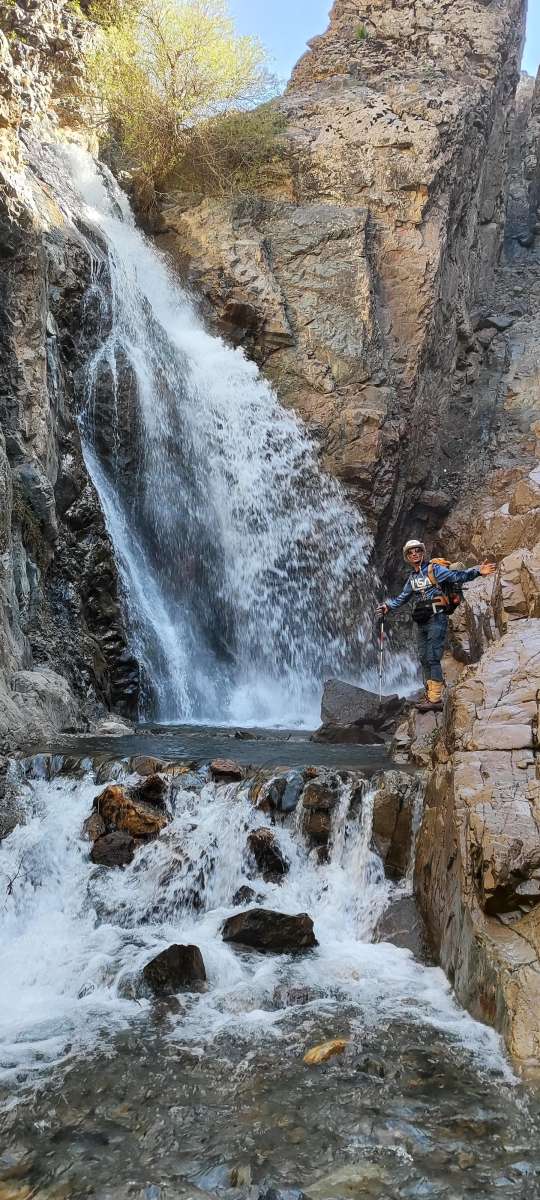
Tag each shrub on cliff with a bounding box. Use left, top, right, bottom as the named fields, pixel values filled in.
left=86, top=0, right=283, bottom=195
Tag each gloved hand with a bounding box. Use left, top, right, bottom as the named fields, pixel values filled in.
left=377, top=603, right=388, bottom=617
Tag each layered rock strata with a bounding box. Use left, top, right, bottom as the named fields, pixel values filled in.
left=414, top=551, right=540, bottom=1064
left=0, top=0, right=138, bottom=745
left=151, top=0, right=527, bottom=569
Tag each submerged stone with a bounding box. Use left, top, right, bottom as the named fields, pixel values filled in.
left=303, top=1039, right=348, bottom=1065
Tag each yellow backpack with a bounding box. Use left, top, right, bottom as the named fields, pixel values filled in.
left=427, top=558, right=464, bottom=613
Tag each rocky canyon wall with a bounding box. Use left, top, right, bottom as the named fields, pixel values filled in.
left=0, top=0, right=138, bottom=747
left=149, top=0, right=527, bottom=574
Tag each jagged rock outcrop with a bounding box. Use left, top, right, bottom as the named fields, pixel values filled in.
left=0, top=0, right=139, bottom=746
left=415, top=554, right=540, bottom=1064
left=149, top=0, right=526, bottom=570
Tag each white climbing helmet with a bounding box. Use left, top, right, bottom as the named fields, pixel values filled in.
left=403, top=538, right=426, bottom=561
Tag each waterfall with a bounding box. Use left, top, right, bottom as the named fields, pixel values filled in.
left=30, top=143, right=410, bottom=727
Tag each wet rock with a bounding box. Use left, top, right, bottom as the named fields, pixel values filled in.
left=371, top=771, right=424, bottom=879
left=247, top=828, right=289, bottom=882
left=82, top=812, right=106, bottom=842
left=94, top=759, right=127, bottom=785
left=302, top=780, right=338, bottom=812
left=258, top=1189, right=309, bottom=1200
left=311, top=722, right=386, bottom=745
left=210, top=758, right=244, bottom=782
left=129, top=756, right=165, bottom=776
left=307, top=1163, right=390, bottom=1199
left=93, top=784, right=168, bottom=839
left=280, top=771, right=304, bottom=813
left=376, top=897, right=433, bottom=962
left=93, top=717, right=134, bottom=736
left=222, top=908, right=317, bottom=952
left=303, top=810, right=332, bottom=842
left=132, top=774, right=168, bottom=809
left=90, top=832, right=137, bottom=867
left=0, top=1144, right=34, bottom=1181
left=232, top=885, right=258, bottom=906
left=143, top=944, right=206, bottom=995
left=303, top=1039, right=348, bottom=1065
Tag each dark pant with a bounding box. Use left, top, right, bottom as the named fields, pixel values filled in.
left=414, top=612, right=448, bottom=683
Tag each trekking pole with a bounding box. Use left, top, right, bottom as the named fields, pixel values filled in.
left=378, top=616, right=384, bottom=704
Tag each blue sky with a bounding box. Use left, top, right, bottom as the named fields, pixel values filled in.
left=229, top=0, right=540, bottom=86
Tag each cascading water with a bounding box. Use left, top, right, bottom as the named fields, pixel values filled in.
left=0, top=762, right=511, bottom=1091
left=3, top=761, right=537, bottom=1197
left=29, top=143, right=411, bottom=727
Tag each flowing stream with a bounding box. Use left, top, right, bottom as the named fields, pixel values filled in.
left=1, top=758, right=538, bottom=1198
left=29, top=143, right=412, bottom=727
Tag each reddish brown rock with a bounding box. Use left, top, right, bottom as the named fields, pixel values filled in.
left=93, top=784, right=168, bottom=840
left=210, top=758, right=244, bottom=783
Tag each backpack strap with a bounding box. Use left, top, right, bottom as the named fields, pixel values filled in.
left=427, top=561, right=450, bottom=606
left=427, top=561, right=438, bottom=589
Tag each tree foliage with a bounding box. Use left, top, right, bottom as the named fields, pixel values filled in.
left=87, top=0, right=284, bottom=193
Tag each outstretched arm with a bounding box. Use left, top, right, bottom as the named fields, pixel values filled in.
left=432, top=561, right=496, bottom=587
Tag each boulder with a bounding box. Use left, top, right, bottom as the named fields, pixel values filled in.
left=90, top=832, right=137, bottom=867
left=371, top=771, right=424, bottom=879
left=280, top=772, right=304, bottom=813
left=302, top=780, right=339, bottom=812
left=222, top=909, right=317, bottom=952
left=143, top=944, right=206, bottom=995
left=132, top=773, right=168, bottom=809
left=312, top=685, right=406, bottom=741
left=247, top=828, right=289, bottom=882
left=93, top=717, right=134, bottom=736
left=93, top=784, right=168, bottom=839
left=321, top=680, right=383, bottom=725
left=210, top=758, right=244, bottom=782
left=82, top=812, right=106, bottom=842
left=312, top=722, right=385, bottom=745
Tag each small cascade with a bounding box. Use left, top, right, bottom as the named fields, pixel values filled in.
left=0, top=763, right=510, bottom=1095
left=27, top=142, right=412, bottom=727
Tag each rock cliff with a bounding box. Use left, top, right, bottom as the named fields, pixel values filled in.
left=0, top=0, right=139, bottom=747
left=150, top=0, right=527, bottom=570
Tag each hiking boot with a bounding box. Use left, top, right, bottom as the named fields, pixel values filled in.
left=416, top=680, right=444, bottom=713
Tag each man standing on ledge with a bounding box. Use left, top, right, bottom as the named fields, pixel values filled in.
left=377, top=539, right=497, bottom=713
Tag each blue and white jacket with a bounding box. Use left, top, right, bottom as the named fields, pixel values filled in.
left=385, top=561, right=481, bottom=611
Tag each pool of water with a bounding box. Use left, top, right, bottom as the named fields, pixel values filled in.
left=32, top=723, right=397, bottom=775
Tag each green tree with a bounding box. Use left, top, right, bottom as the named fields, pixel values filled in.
left=88, top=0, right=280, bottom=192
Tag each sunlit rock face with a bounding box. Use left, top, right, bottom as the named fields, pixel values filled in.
left=150, top=0, right=527, bottom=568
